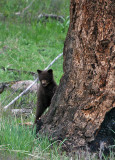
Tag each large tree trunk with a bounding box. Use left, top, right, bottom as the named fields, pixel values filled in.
left=39, top=0, right=115, bottom=152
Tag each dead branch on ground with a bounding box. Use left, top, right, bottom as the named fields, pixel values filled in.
left=0, top=66, right=37, bottom=76
left=38, top=13, right=65, bottom=23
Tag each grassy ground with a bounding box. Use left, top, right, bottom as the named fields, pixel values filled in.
left=0, top=18, right=68, bottom=110
left=0, top=0, right=70, bottom=83
left=0, top=0, right=70, bottom=159
left=0, top=0, right=70, bottom=20
left=0, top=116, right=69, bottom=160
left=0, top=0, right=114, bottom=160
left=0, top=20, right=67, bottom=83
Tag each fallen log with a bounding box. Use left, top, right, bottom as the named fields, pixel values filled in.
left=11, top=80, right=38, bottom=93
left=0, top=80, right=20, bottom=86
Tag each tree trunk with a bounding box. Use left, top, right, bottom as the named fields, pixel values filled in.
left=39, top=0, right=115, bottom=152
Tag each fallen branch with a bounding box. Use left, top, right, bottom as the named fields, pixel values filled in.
left=45, top=53, right=63, bottom=70
left=3, top=53, right=63, bottom=111
left=0, top=80, right=21, bottom=86
left=0, top=66, right=37, bottom=76
left=38, top=14, right=65, bottom=23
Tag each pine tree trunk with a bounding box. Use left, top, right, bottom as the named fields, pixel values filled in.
left=39, top=0, right=115, bottom=152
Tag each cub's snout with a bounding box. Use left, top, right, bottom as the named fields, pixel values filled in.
left=41, top=80, right=49, bottom=87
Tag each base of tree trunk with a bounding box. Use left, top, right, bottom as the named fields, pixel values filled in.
left=37, top=107, right=115, bottom=154
left=36, top=0, right=115, bottom=155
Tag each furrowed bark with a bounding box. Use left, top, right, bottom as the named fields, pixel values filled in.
left=39, top=0, right=115, bottom=152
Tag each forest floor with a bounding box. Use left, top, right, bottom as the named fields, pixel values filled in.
left=0, top=0, right=114, bottom=159
left=0, top=1, right=70, bottom=159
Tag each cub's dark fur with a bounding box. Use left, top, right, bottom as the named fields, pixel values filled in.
left=34, top=69, right=57, bottom=124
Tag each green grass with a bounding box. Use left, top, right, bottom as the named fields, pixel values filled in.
left=0, top=19, right=68, bottom=83
left=0, top=116, right=68, bottom=160
left=0, top=0, right=70, bottom=83
left=0, top=1, right=69, bottom=159
left=1, top=116, right=114, bottom=160
left=0, top=19, right=68, bottom=109
left=0, top=0, right=70, bottom=19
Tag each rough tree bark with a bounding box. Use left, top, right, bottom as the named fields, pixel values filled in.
left=39, top=0, right=115, bottom=152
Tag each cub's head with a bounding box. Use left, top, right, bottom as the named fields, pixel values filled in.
left=37, top=69, right=53, bottom=87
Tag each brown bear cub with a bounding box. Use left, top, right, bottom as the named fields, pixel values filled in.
left=34, top=69, right=57, bottom=124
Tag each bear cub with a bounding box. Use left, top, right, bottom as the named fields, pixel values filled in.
left=34, top=69, right=57, bottom=124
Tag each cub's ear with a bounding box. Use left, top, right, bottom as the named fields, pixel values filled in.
left=48, top=69, right=53, bottom=74
left=37, top=70, right=42, bottom=74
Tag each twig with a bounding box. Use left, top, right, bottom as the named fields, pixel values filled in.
left=15, top=0, right=35, bottom=15
left=0, top=0, right=35, bottom=17
left=3, top=53, right=63, bottom=111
